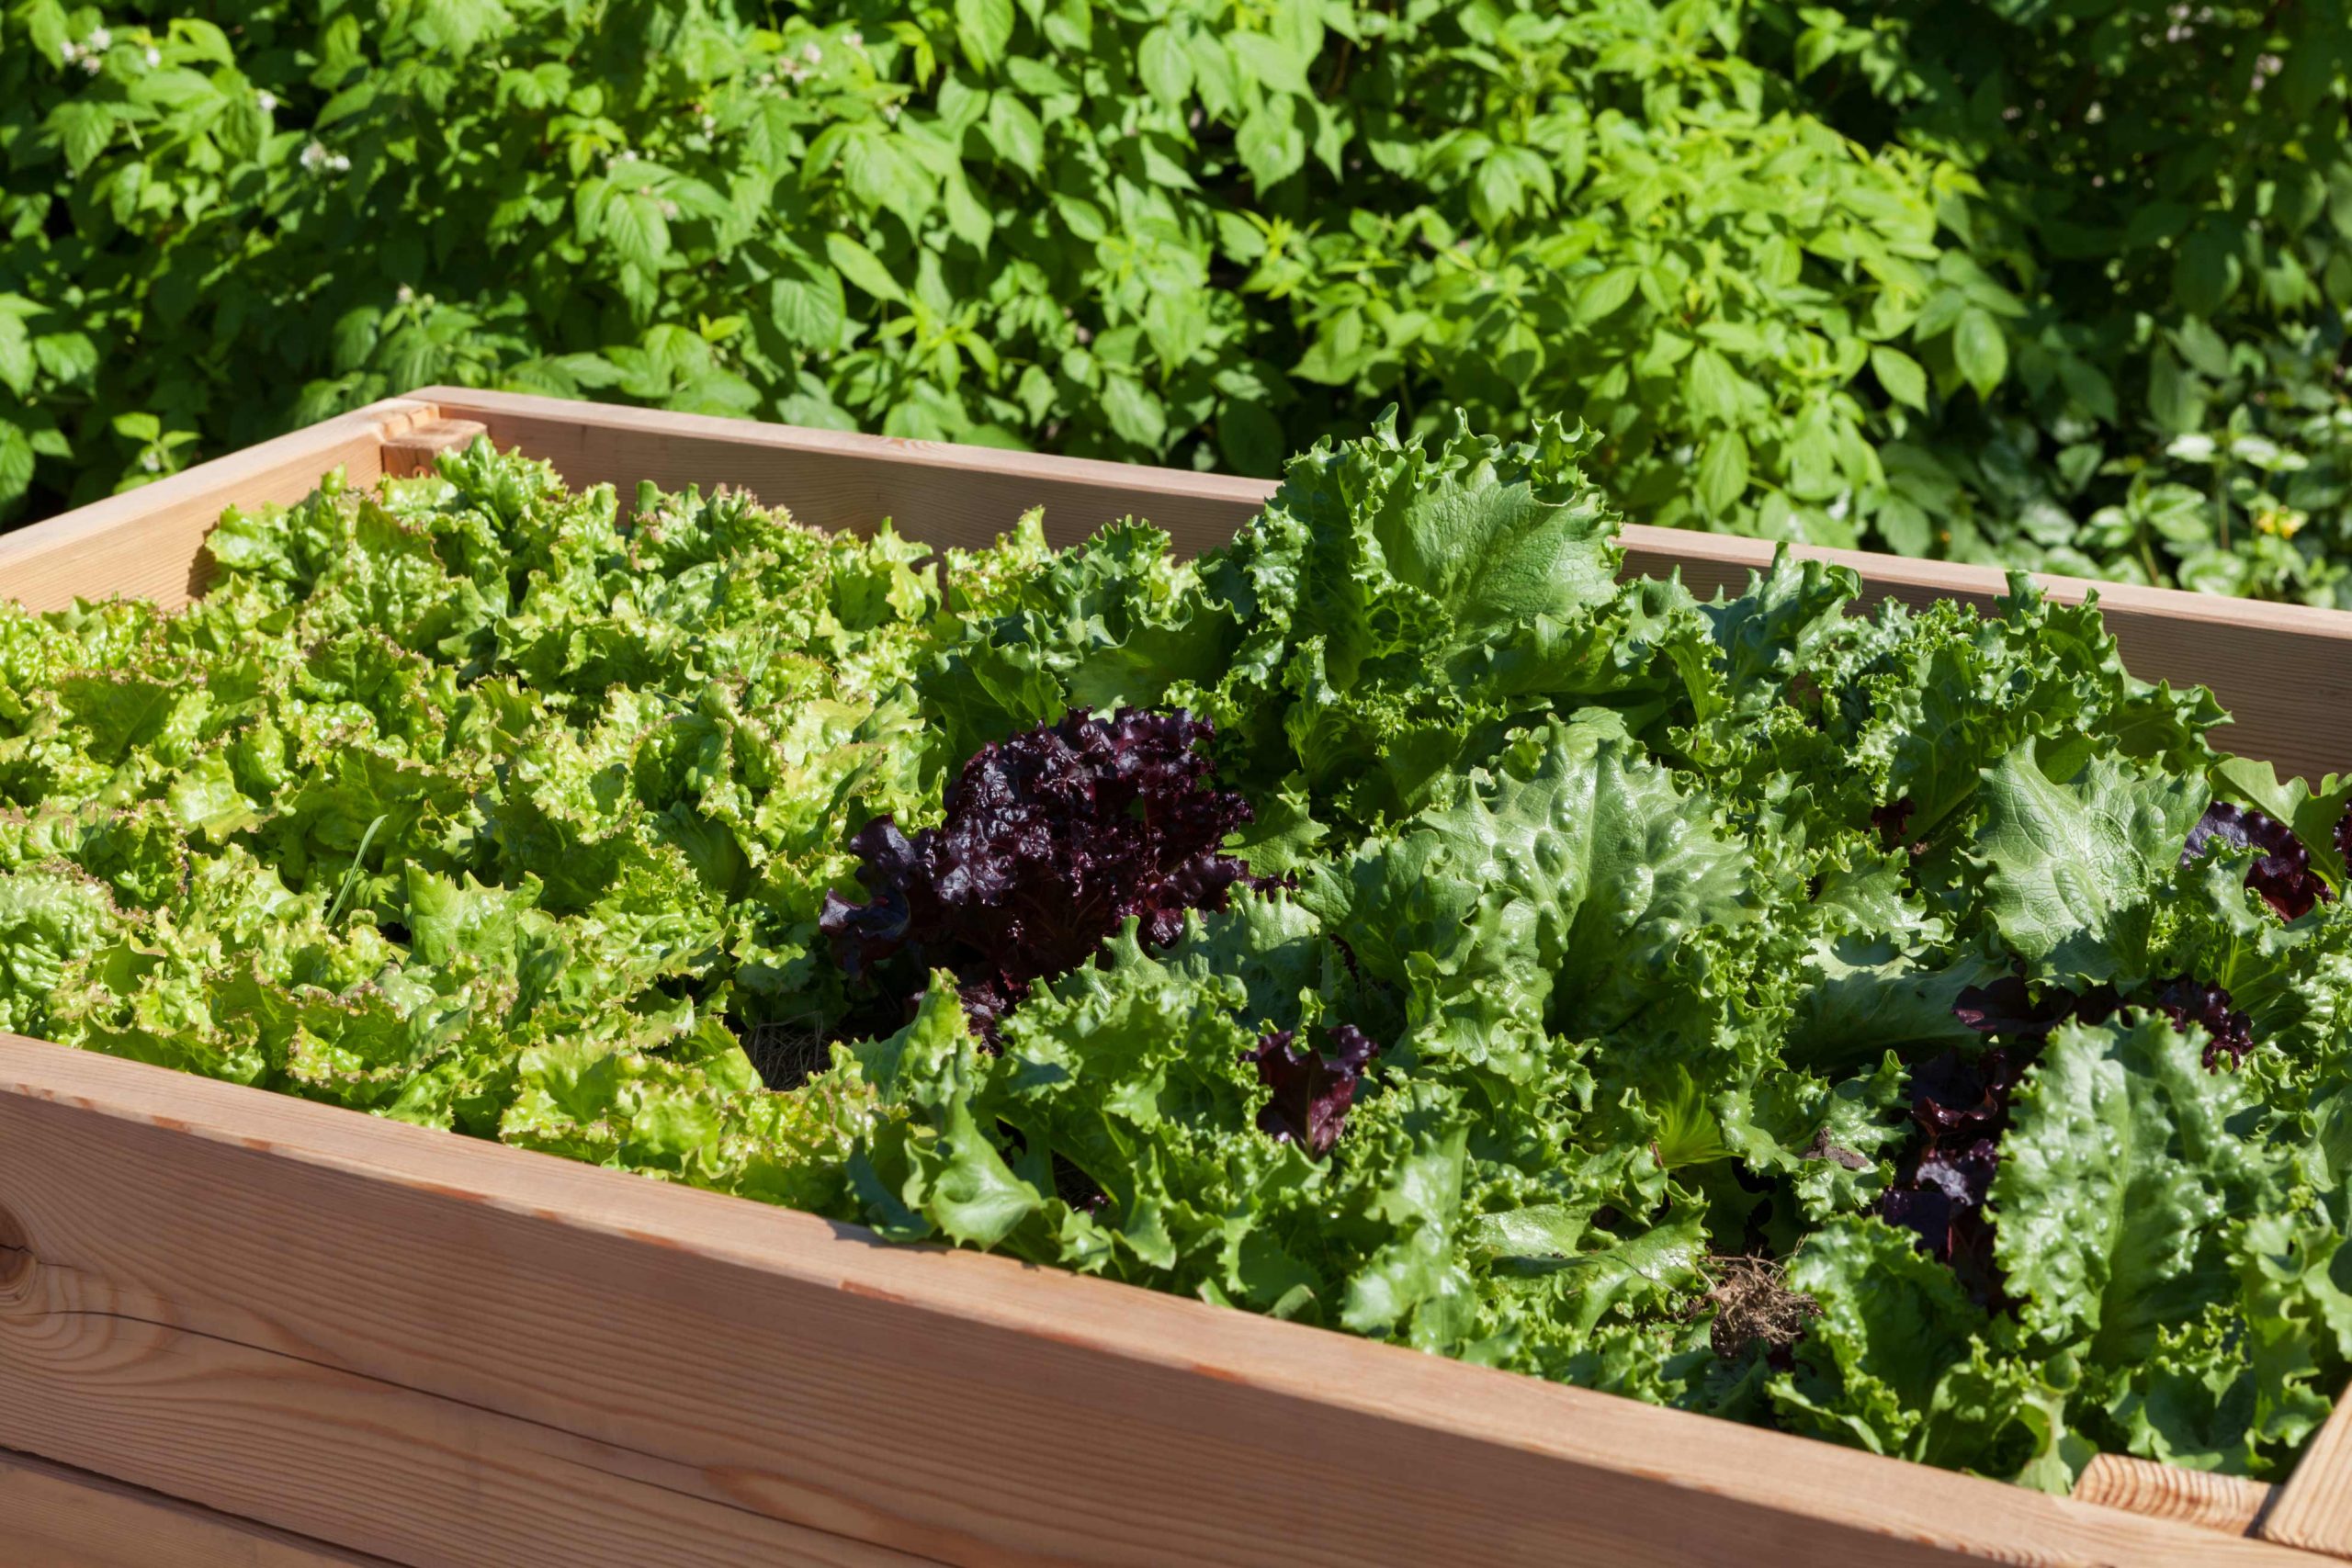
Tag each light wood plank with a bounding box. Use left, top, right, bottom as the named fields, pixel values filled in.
left=406, top=389, right=2352, bottom=780
left=2075, top=1452, right=2275, bottom=1536
left=0, top=400, right=438, bottom=614
left=380, top=417, right=489, bottom=479
left=0, top=1446, right=395, bottom=1567
left=410, top=386, right=1273, bottom=554
left=2261, top=1394, right=2352, bottom=1556
left=0, top=1034, right=2325, bottom=1568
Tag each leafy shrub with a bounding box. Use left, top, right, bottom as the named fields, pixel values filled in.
left=1, top=0, right=2347, bottom=604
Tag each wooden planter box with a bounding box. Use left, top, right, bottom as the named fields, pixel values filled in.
left=3, top=389, right=2350, bottom=1568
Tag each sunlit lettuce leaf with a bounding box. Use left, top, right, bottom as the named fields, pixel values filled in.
left=1976, top=741, right=2210, bottom=986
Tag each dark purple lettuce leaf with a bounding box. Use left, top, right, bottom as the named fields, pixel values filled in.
left=1878, top=1046, right=2027, bottom=1305
left=1951, top=976, right=2120, bottom=1039
left=820, top=707, right=1260, bottom=1032
left=2152, top=976, right=2256, bottom=1069
left=1248, top=1024, right=1382, bottom=1156
left=1951, top=976, right=2070, bottom=1039
left=2339, top=800, right=2352, bottom=873
left=2184, top=800, right=2330, bottom=920
left=1871, top=796, right=1917, bottom=853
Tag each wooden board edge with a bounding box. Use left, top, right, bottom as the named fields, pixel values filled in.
left=0, top=397, right=442, bottom=614
left=401, top=388, right=2352, bottom=779
left=404, top=385, right=1275, bottom=511
left=0, top=1032, right=2331, bottom=1568
left=2074, top=1452, right=2278, bottom=1537
left=2261, top=1393, right=2352, bottom=1557
left=1614, top=525, right=2352, bottom=643
left=0, top=397, right=438, bottom=570
left=380, top=417, right=490, bottom=478
left=0, top=1444, right=401, bottom=1567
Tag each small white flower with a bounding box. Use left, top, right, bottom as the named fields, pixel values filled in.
left=396, top=284, right=416, bottom=304
left=845, top=29, right=864, bottom=47
left=80, top=53, right=101, bottom=74
left=332, top=152, right=351, bottom=172
left=660, top=199, right=680, bottom=220
left=257, top=89, right=277, bottom=112
left=701, top=113, right=717, bottom=132
left=803, top=41, right=821, bottom=62
left=882, top=102, right=899, bottom=122
left=143, top=46, right=160, bottom=66
left=88, top=27, right=110, bottom=49
left=59, top=39, right=80, bottom=62
left=300, top=140, right=325, bottom=169
left=140, top=449, right=163, bottom=473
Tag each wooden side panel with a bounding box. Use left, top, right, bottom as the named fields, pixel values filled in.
left=0, top=400, right=435, bottom=613
left=2262, top=1395, right=2352, bottom=1557
left=0, top=1035, right=2324, bottom=1568
left=0, top=1447, right=395, bottom=1567
left=408, top=385, right=1272, bottom=556
left=2074, top=1452, right=2275, bottom=1537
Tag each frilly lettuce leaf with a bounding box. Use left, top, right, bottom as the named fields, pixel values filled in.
left=1993, top=1016, right=2281, bottom=1362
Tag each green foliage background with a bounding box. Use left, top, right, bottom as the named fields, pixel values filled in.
left=3, top=0, right=2349, bottom=603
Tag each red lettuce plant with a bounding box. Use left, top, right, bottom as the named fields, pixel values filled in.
left=821, top=708, right=1261, bottom=1032
left=1248, top=1024, right=1382, bottom=1156
left=2185, top=801, right=2330, bottom=920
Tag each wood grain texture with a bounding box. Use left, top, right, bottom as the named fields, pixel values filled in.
left=0, top=399, right=436, bottom=614
left=2074, top=1453, right=2275, bottom=1537
left=380, top=417, right=489, bottom=478
left=0, top=1446, right=395, bottom=1567
left=410, top=386, right=1273, bottom=552
left=406, top=388, right=2352, bottom=780
left=2261, top=1393, right=2352, bottom=1557
left=0, top=1035, right=2326, bottom=1568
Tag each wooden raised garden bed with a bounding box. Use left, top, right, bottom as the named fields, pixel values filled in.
left=2, top=389, right=2351, bottom=1568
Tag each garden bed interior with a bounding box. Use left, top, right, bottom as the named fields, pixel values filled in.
left=0, top=387, right=2349, bottom=1568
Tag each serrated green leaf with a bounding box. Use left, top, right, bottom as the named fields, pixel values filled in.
left=824, top=232, right=905, bottom=305
left=1695, top=430, right=1748, bottom=514
left=1137, top=25, right=1193, bottom=107
left=955, top=0, right=1015, bottom=71
left=1953, top=308, right=2007, bottom=399
left=1871, top=344, right=1928, bottom=411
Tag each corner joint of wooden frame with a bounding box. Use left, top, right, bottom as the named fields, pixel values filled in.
left=380, top=415, right=489, bottom=479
